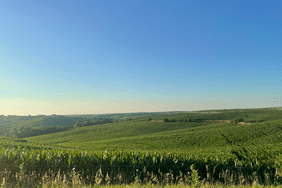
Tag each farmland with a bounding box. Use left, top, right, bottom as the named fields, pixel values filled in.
left=1, top=107, right=282, bottom=187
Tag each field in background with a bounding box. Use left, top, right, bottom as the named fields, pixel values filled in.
left=0, top=111, right=179, bottom=134
left=1, top=107, right=282, bottom=187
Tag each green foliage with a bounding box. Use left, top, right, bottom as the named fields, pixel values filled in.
left=20, top=116, right=282, bottom=153
left=73, top=118, right=113, bottom=128
left=6, top=124, right=73, bottom=138
left=1, top=108, right=282, bottom=186
left=0, top=112, right=170, bottom=133
left=189, top=164, right=201, bottom=188
left=231, top=118, right=244, bottom=124
left=0, top=115, right=84, bottom=133
left=149, top=108, right=281, bottom=123
left=3, top=117, right=114, bottom=138
left=0, top=144, right=281, bottom=186
left=163, top=118, right=169, bottom=122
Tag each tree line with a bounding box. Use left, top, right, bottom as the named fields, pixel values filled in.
left=73, top=118, right=113, bottom=128
left=1, top=118, right=114, bottom=138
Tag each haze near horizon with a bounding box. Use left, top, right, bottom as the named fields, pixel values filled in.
left=1, top=1, right=281, bottom=115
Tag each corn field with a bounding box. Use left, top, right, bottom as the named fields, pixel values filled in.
left=1, top=145, right=282, bottom=187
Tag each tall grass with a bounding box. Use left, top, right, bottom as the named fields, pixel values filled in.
left=1, top=164, right=281, bottom=187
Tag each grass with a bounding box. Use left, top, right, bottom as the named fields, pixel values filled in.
left=0, top=165, right=281, bottom=188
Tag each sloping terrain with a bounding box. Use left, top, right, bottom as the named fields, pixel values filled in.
left=24, top=109, right=282, bottom=154
left=0, top=112, right=174, bottom=134
left=0, top=115, right=86, bottom=132
left=2, top=108, right=282, bottom=186
left=1, top=108, right=281, bottom=155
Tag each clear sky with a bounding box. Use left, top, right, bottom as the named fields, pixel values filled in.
left=0, top=0, right=281, bottom=115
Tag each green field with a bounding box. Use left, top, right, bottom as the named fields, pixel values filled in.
left=0, top=112, right=174, bottom=135
left=1, top=108, right=282, bottom=187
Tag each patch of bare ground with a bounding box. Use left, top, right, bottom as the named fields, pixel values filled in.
left=150, top=120, right=164, bottom=122
left=205, top=120, right=231, bottom=123
left=236, top=122, right=251, bottom=125
left=205, top=120, right=251, bottom=125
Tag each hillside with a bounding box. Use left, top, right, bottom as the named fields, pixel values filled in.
left=0, top=115, right=86, bottom=133
left=2, top=107, right=282, bottom=186
left=0, top=112, right=176, bottom=134
left=22, top=108, right=282, bottom=154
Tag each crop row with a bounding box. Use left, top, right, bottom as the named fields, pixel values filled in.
left=0, top=145, right=281, bottom=185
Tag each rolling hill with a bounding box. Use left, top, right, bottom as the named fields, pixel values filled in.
left=21, top=108, right=282, bottom=154
left=2, top=107, right=282, bottom=186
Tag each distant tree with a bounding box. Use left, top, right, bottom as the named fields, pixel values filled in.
left=0, top=131, right=6, bottom=136
left=171, top=119, right=175, bottom=122
left=163, top=118, right=169, bottom=122
left=73, top=121, right=82, bottom=128
left=148, top=118, right=152, bottom=121
left=232, top=118, right=244, bottom=124
left=10, top=127, right=19, bottom=137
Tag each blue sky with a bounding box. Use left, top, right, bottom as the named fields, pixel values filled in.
left=0, top=0, right=281, bottom=115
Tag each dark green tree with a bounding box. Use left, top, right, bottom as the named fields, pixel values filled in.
left=163, top=118, right=169, bottom=122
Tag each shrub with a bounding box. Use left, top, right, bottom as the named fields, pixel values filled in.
left=163, top=118, right=169, bottom=122
left=232, top=118, right=244, bottom=124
